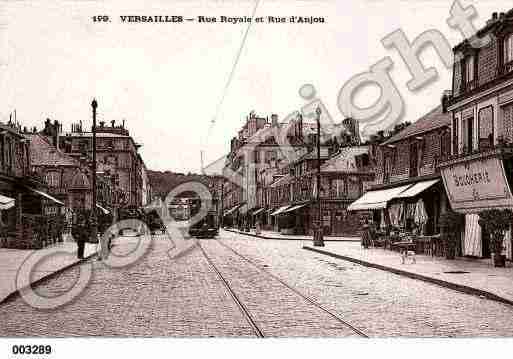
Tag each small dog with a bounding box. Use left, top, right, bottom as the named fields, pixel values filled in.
left=401, top=250, right=416, bottom=264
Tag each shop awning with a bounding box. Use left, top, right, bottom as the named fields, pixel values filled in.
left=224, top=203, right=243, bottom=216
left=239, top=203, right=249, bottom=214
left=252, top=208, right=265, bottom=216
left=0, top=194, right=15, bottom=210
left=283, top=203, right=308, bottom=213
left=96, top=204, right=110, bottom=214
left=395, top=179, right=440, bottom=198
left=347, top=184, right=413, bottom=211
left=270, top=205, right=291, bottom=216
left=27, top=187, right=64, bottom=206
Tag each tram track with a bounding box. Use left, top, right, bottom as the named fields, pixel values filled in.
left=198, top=239, right=368, bottom=338
left=197, top=243, right=264, bottom=338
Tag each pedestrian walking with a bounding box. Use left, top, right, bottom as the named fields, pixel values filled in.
left=72, top=210, right=87, bottom=259
left=361, top=221, right=372, bottom=249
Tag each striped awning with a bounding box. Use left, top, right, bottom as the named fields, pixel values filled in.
left=96, top=204, right=110, bottom=214
left=0, top=194, right=15, bottom=210
left=224, top=203, right=244, bottom=216
left=347, top=184, right=412, bottom=211
left=270, top=205, right=290, bottom=216
left=283, top=203, right=308, bottom=213
left=26, top=187, right=64, bottom=206
left=252, top=208, right=265, bottom=216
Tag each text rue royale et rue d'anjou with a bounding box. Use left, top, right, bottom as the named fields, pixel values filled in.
left=118, top=15, right=325, bottom=24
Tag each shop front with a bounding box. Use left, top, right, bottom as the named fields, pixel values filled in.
left=348, top=177, right=449, bottom=255
left=439, top=148, right=513, bottom=259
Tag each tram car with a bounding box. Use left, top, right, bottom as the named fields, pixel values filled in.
left=187, top=197, right=219, bottom=238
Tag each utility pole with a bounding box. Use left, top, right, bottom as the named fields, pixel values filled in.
left=313, top=106, right=324, bottom=247
left=91, top=99, right=100, bottom=254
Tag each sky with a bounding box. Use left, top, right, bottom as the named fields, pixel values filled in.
left=0, top=0, right=510, bottom=173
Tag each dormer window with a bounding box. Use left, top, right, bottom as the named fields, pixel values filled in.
left=463, top=54, right=477, bottom=91
left=504, top=33, right=513, bottom=73
left=465, top=56, right=474, bottom=83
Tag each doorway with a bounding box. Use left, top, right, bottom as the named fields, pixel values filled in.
left=481, top=228, right=491, bottom=258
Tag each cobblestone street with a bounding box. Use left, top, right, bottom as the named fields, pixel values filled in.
left=1, top=231, right=513, bottom=337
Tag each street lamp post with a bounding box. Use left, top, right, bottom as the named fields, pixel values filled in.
left=91, top=99, right=99, bottom=252
left=313, top=106, right=325, bottom=247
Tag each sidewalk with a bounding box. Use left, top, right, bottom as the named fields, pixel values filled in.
left=0, top=241, right=97, bottom=304
left=224, top=228, right=360, bottom=242
left=303, top=241, right=513, bottom=306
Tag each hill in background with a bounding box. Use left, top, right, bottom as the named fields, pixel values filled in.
left=147, top=170, right=216, bottom=200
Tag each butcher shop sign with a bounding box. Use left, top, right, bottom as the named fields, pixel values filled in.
left=440, top=155, right=513, bottom=213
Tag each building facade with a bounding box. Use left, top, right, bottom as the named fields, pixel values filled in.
left=0, top=120, right=65, bottom=249
left=442, top=8, right=513, bottom=259
left=349, top=103, right=452, bottom=247
left=57, top=120, right=146, bottom=208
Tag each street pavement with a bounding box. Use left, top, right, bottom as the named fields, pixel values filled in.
left=225, top=228, right=359, bottom=241
left=303, top=241, right=513, bottom=305
left=0, top=241, right=97, bottom=303
left=1, top=231, right=513, bottom=337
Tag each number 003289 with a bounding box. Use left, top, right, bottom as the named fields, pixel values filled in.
left=11, top=345, right=52, bottom=355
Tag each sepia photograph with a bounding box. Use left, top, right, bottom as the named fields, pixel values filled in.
left=1, top=0, right=513, bottom=356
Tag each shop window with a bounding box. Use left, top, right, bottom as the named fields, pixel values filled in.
left=478, top=106, right=494, bottom=149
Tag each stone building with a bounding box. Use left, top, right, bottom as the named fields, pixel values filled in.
left=441, top=8, right=513, bottom=259
left=55, top=120, right=146, bottom=208
left=267, top=145, right=374, bottom=236
left=0, top=120, right=64, bottom=249
left=349, top=103, right=452, bottom=242
left=26, top=120, right=117, bottom=215
left=222, top=108, right=363, bottom=233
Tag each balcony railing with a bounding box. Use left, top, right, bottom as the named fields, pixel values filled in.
left=438, top=142, right=513, bottom=168
left=460, top=78, right=478, bottom=93
left=500, top=60, right=513, bottom=76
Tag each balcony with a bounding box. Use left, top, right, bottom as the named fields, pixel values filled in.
left=499, top=60, right=513, bottom=76
left=460, top=78, right=478, bottom=93
left=438, top=143, right=513, bottom=168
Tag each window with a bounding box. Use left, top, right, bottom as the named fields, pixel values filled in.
left=409, top=142, right=419, bottom=177
left=504, top=34, right=513, bottom=65
left=383, top=154, right=392, bottom=183
left=334, top=179, right=345, bottom=198
left=46, top=171, right=60, bottom=187
left=478, top=106, right=494, bottom=149
left=465, top=56, right=474, bottom=83
left=452, top=116, right=458, bottom=154
left=462, top=116, right=474, bottom=153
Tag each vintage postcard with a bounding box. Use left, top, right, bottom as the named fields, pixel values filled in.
left=1, top=0, right=513, bottom=357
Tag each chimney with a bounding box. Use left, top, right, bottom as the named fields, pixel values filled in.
left=487, top=12, right=499, bottom=25
left=271, top=114, right=278, bottom=127
left=441, top=90, right=453, bottom=113
left=52, top=120, right=60, bottom=149
left=111, top=120, right=115, bottom=127
left=99, top=121, right=105, bottom=127
left=44, top=118, right=51, bottom=134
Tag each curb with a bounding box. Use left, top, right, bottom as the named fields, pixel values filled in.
left=0, top=248, right=99, bottom=306
left=224, top=228, right=360, bottom=242
left=303, top=246, right=513, bottom=307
